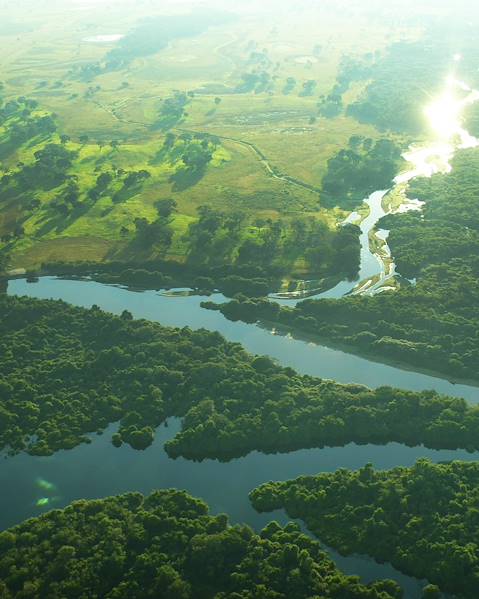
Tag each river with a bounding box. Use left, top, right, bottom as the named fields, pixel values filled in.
left=4, top=276, right=479, bottom=597
left=3, top=64, right=479, bottom=598
left=273, top=70, right=479, bottom=303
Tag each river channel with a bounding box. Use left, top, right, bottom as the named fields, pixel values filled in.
left=4, top=276, right=479, bottom=597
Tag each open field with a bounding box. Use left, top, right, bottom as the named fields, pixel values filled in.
left=0, top=0, right=426, bottom=271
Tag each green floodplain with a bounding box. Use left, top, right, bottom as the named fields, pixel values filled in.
left=2, top=0, right=479, bottom=597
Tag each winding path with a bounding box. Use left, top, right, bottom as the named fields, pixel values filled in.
left=176, top=126, right=322, bottom=195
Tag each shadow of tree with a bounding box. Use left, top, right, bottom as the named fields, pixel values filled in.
left=150, top=146, right=169, bottom=165
left=0, top=138, right=21, bottom=160
left=34, top=202, right=93, bottom=237
left=169, top=167, right=206, bottom=192
left=112, top=184, right=143, bottom=204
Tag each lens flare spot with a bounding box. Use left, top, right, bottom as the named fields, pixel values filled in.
left=36, top=478, right=56, bottom=491
left=36, top=498, right=50, bottom=507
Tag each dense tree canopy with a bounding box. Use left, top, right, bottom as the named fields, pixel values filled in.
left=382, top=148, right=479, bottom=278
left=1, top=294, right=479, bottom=460
left=0, top=489, right=403, bottom=598
left=321, top=137, right=402, bottom=210
left=346, top=40, right=450, bottom=134
left=251, top=460, right=479, bottom=598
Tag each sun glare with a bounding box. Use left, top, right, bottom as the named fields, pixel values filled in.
left=424, top=89, right=461, bottom=139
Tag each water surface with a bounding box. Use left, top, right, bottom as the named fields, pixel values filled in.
left=8, top=277, right=478, bottom=402
left=4, top=275, right=478, bottom=597
left=2, top=418, right=475, bottom=597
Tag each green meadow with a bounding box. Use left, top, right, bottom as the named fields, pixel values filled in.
left=0, top=1, right=414, bottom=272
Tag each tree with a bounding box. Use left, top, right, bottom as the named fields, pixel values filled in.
left=155, top=198, right=177, bottom=219
left=0, top=252, right=10, bottom=273
left=422, top=584, right=442, bottom=598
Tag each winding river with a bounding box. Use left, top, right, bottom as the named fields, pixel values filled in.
left=274, top=71, right=479, bottom=303
left=3, top=65, right=479, bottom=597
left=4, top=276, right=479, bottom=597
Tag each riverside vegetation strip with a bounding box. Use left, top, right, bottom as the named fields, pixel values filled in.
left=250, top=460, right=479, bottom=598
left=1, top=293, right=479, bottom=459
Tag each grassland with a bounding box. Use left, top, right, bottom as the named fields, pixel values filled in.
left=0, top=0, right=418, bottom=272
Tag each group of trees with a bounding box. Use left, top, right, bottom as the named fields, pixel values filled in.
left=167, top=132, right=219, bottom=191
left=236, top=71, right=273, bottom=94
left=0, top=97, right=38, bottom=123
left=321, top=137, right=402, bottom=210
left=185, top=205, right=361, bottom=281
left=235, top=72, right=318, bottom=98
left=153, top=92, right=190, bottom=131
left=0, top=489, right=403, bottom=598
left=318, top=92, right=343, bottom=118
left=1, top=143, right=79, bottom=225
left=0, top=97, right=56, bottom=161
left=299, top=80, right=317, bottom=97
left=251, top=459, right=479, bottom=598
left=132, top=198, right=178, bottom=255
left=3, top=145, right=152, bottom=225
left=42, top=257, right=281, bottom=298
left=41, top=258, right=280, bottom=297
left=2, top=294, right=479, bottom=460
left=282, top=76, right=296, bottom=95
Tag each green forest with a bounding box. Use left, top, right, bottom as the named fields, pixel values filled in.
left=2, top=294, right=479, bottom=460
left=251, top=459, right=479, bottom=598
left=0, top=489, right=403, bottom=598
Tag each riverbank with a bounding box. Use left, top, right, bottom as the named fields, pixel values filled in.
left=262, top=319, right=479, bottom=390
left=8, top=276, right=479, bottom=401
left=209, top=306, right=479, bottom=392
